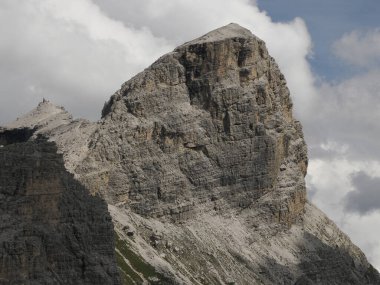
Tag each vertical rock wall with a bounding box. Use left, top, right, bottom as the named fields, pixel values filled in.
left=80, top=24, right=307, bottom=224
left=0, top=130, right=120, bottom=284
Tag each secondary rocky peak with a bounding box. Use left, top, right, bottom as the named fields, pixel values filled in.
left=4, top=99, right=97, bottom=174
left=6, top=99, right=70, bottom=129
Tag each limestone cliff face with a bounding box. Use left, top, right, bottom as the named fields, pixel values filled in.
left=80, top=24, right=307, bottom=226
left=0, top=129, right=120, bottom=284
left=73, top=24, right=378, bottom=284
left=3, top=24, right=380, bottom=284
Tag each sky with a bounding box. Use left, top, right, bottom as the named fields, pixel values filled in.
left=1, top=0, right=380, bottom=270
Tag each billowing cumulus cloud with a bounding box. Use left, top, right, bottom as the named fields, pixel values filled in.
left=305, top=70, right=380, bottom=160
left=333, top=29, right=380, bottom=67
left=0, top=0, right=171, bottom=123
left=305, top=27, right=380, bottom=269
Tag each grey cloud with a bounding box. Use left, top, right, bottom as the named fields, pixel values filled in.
left=333, top=29, right=380, bottom=68
left=344, top=171, right=380, bottom=215
left=306, top=180, right=318, bottom=201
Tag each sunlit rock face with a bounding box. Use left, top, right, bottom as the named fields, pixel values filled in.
left=82, top=23, right=307, bottom=225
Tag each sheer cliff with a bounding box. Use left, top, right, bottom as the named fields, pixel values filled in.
left=0, top=129, right=120, bottom=284
left=80, top=23, right=307, bottom=225
left=2, top=23, right=379, bottom=284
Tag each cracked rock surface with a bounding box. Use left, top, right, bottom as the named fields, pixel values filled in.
left=81, top=23, right=307, bottom=224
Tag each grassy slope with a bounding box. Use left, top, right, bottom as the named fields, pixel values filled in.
left=115, top=233, right=174, bottom=285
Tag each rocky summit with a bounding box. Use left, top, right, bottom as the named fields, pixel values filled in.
left=1, top=23, right=380, bottom=284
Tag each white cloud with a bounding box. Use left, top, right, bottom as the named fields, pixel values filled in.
left=320, top=140, right=349, bottom=154
left=307, top=158, right=380, bottom=268
left=305, top=69, right=380, bottom=160
left=333, top=29, right=380, bottom=67
left=0, top=0, right=171, bottom=122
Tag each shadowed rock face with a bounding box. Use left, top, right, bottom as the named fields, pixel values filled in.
left=0, top=131, right=120, bottom=284
left=83, top=23, right=307, bottom=224
left=0, top=127, right=35, bottom=146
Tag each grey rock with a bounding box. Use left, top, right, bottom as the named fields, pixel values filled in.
left=81, top=23, right=307, bottom=225
left=0, top=129, right=120, bottom=284
left=101, top=23, right=380, bottom=284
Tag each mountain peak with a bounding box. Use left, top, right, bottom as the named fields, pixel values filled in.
left=5, top=99, right=71, bottom=129
left=179, top=23, right=256, bottom=47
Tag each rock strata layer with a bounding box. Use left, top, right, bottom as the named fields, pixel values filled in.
left=82, top=23, right=307, bottom=226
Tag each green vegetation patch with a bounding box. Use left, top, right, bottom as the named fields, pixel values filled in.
left=116, top=249, right=143, bottom=284
left=115, top=233, right=174, bottom=284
